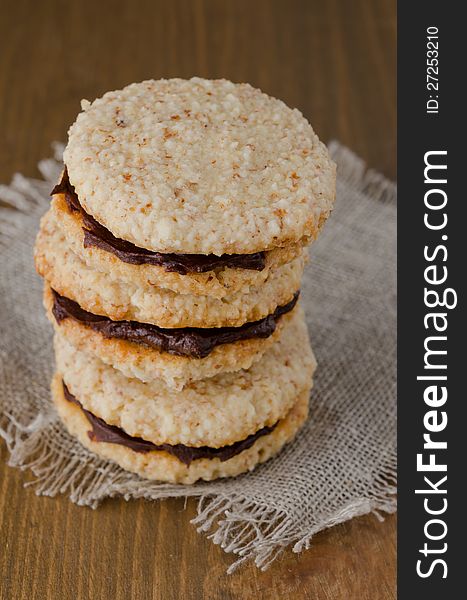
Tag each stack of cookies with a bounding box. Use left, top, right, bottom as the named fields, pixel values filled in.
left=34, top=78, right=336, bottom=484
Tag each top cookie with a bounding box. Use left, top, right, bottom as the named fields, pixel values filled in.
left=64, top=78, right=336, bottom=255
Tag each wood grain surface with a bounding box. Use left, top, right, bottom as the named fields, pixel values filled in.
left=0, top=0, right=396, bottom=598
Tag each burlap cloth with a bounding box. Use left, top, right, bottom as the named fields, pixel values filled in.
left=0, top=142, right=396, bottom=572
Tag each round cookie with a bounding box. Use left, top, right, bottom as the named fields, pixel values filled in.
left=63, top=77, right=336, bottom=255
left=52, top=374, right=310, bottom=484
left=35, top=210, right=305, bottom=328
left=51, top=192, right=308, bottom=299
left=44, top=284, right=299, bottom=389
left=53, top=308, right=316, bottom=448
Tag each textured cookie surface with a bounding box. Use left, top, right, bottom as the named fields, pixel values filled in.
left=44, top=284, right=298, bottom=389
left=54, top=308, right=316, bottom=447
left=35, top=210, right=304, bottom=328
left=52, top=374, right=310, bottom=484
left=51, top=193, right=307, bottom=299
left=63, top=77, right=336, bottom=255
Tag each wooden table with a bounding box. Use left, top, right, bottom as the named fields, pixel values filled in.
left=0, top=1, right=396, bottom=598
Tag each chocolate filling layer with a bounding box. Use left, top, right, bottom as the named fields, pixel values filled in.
left=52, top=289, right=299, bottom=359
left=62, top=382, right=275, bottom=466
left=52, top=169, right=266, bottom=274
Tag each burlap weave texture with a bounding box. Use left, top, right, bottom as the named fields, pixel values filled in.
left=0, top=142, right=396, bottom=572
